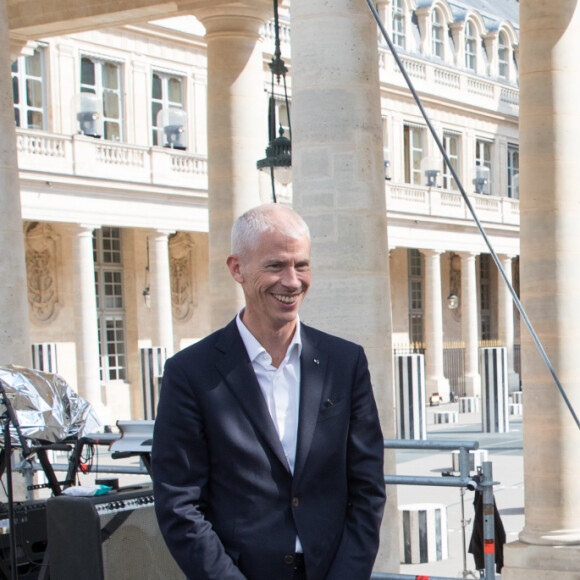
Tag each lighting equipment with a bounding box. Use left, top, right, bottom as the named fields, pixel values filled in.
left=421, top=157, right=442, bottom=187
left=157, top=107, right=188, bottom=150
left=384, top=149, right=391, bottom=180
left=473, top=165, right=490, bottom=194
left=447, top=293, right=459, bottom=310
left=76, top=93, right=103, bottom=138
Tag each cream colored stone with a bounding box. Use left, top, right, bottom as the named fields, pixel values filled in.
left=420, top=249, right=450, bottom=400
left=198, top=10, right=267, bottom=330
left=291, top=0, right=398, bottom=572
left=459, top=252, right=480, bottom=397
left=502, top=0, right=580, bottom=576
left=0, top=0, right=30, bottom=367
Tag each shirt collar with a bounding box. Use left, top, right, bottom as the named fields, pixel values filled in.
left=236, top=309, right=302, bottom=364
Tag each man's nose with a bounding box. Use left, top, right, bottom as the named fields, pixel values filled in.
left=281, top=267, right=301, bottom=288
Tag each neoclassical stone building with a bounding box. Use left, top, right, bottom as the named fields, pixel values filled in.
left=3, top=0, right=580, bottom=578
left=6, top=0, right=520, bottom=419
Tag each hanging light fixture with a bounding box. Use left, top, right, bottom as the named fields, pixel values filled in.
left=257, top=0, right=292, bottom=203
left=143, top=237, right=151, bottom=308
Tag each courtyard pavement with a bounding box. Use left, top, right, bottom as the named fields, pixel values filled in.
left=394, top=401, right=524, bottom=579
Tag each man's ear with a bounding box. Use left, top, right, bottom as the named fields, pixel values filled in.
left=227, top=254, right=244, bottom=283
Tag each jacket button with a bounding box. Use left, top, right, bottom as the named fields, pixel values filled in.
left=284, top=554, right=294, bottom=565
left=292, top=497, right=300, bottom=507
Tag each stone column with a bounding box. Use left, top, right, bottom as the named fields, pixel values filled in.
left=497, top=254, right=519, bottom=391
left=420, top=249, right=450, bottom=401
left=151, top=230, right=174, bottom=358
left=291, top=0, right=398, bottom=572
left=459, top=252, right=480, bottom=396
left=73, top=225, right=102, bottom=407
left=0, top=0, right=30, bottom=367
left=502, top=1, right=580, bottom=577
left=196, top=7, right=269, bottom=330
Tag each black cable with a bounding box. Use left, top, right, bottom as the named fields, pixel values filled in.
left=364, top=0, right=580, bottom=431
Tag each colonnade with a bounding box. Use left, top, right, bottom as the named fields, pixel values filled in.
left=418, top=249, right=519, bottom=400
left=2, top=0, right=580, bottom=577
left=72, top=225, right=175, bottom=410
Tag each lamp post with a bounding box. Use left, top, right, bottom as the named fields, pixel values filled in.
left=447, top=293, right=459, bottom=310
left=257, top=0, right=292, bottom=202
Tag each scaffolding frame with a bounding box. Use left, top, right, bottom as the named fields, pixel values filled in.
left=371, top=439, right=498, bottom=580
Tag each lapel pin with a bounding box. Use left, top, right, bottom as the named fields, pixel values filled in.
left=313, top=359, right=320, bottom=365
left=325, top=399, right=333, bottom=407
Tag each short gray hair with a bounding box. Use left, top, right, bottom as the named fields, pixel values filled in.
left=231, top=204, right=310, bottom=258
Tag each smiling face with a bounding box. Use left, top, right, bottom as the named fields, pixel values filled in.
left=227, top=227, right=311, bottom=339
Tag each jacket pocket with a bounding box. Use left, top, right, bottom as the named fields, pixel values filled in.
left=317, top=398, right=347, bottom=422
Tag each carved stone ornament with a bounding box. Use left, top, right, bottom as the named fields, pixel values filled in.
left=169, top=232, right=196, bottom=322
left=25, top=222, right=61, bottom=323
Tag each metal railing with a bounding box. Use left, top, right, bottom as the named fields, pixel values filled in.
left=26, top=438, right=498, bottom=580
left=371, top=439, right=498, bottom=580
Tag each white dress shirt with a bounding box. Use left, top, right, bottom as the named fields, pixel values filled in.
left=236, top=311, right=303, bottom=553
left=236, top=311, right=302, bottom=473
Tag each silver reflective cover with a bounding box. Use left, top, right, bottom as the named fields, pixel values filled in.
left=0, top=365, right=101, bottom=448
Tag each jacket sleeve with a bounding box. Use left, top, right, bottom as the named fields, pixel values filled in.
left=151, top=357, right=247, bottom=580
left=324, top=346, right=387, bottom=579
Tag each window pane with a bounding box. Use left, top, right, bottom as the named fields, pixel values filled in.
left=12, top=76, right=19, bottom=105
left=408, top=249, right=423, bottom=343
left=152, top=74, right=162, bottom=99
left=432, top=10, right=443, bottom=58
left=443, top=134, right=459, bottom=191
left=81, top=58, right=95, bottom=87
left=498, top=32, right=508, bottom=78
left=26, top=79, right=43, bottom=108
left=465, top=22, right=476, bottom=71
left=27, top=111, right=43, bottom=129
left=152, top=102, right=162, bottom=126
left=103, top=91, right=119, bottom=119
left=26, top=50, right=42, bottom=77
left=393, top=0, right=405, bottom=49
left=102, top=62, right=119, bottom=90
left=168, top=77, right=183, bottom=104
left=104, top=121, right=120, bottom=141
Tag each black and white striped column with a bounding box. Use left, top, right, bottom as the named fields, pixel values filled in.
left=140, top=347, right=167, bottom=419
left=480, top=347, right=509, bottom=433
left=399, top=503, right=448, bottom=563
left=31, top=343, right=58, bottom=373
left=395, top=354, right=426, bottom=440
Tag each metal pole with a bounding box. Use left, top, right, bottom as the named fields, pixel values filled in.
left=481, top=461, right=496, bottom=580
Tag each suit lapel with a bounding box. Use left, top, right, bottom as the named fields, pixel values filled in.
left=294, top=325, right=326, bottom=485
left=215, top=321, right=290, bottom=473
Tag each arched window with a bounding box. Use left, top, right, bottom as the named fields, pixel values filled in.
left=431, top=9, right=444, bottom=58
left=498, top=31, right=509, bottom=78
left=392, top=0, right=406, bottom=49
left=465, top=21, right=477, bottom=71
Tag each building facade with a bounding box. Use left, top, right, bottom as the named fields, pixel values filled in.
left=9, top=0, right=520, bottom=421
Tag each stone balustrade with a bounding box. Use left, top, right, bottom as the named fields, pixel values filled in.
left=16, top=129, right=209, bottom=191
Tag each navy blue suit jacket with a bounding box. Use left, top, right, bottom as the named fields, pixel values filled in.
left=152, top=319, right=386, bottom=580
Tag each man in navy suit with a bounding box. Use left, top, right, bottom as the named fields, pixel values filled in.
left=152, top=203, right=386, bottom=579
